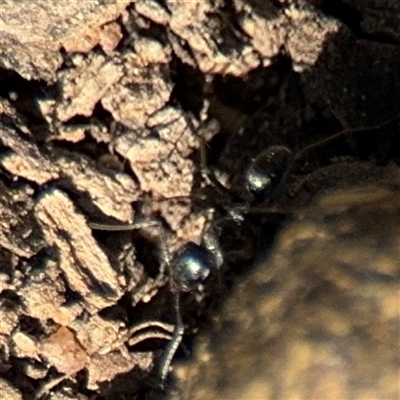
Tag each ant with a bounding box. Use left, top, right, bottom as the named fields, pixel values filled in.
left=89, top=109, right=400, bottom=389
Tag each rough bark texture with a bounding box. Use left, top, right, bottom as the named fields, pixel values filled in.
left=0, top=1, right=399, bottom=399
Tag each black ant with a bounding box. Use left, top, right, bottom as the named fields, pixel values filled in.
left=89, top=109, right=400, bottom=389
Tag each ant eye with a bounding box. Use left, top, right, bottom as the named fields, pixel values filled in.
left=245, top=145, right=291, bottom=198
left=171, top=242, right=213, bottom=292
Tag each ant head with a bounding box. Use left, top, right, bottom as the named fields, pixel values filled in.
left=170, top=242, right=214, bottom=292
left=245, top=145, right=291, bottom=200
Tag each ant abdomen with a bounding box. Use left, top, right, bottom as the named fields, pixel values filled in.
left=245, top=145, right=291, bottom=199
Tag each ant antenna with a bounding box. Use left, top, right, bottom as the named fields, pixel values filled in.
left=158, top=292, right=184, bottom=384
left=270, top=110, right=400, bottom=203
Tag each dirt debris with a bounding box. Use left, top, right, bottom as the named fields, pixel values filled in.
left=56, top=54, right=125, bottom=123
left=0, top=181, right=44, bottom=259
left=0, top=99, right=139, bottom=221
left=34, top=189, right=123, bottom=313
left=17, top=259, right=79, bottom=326
left=0, top=378, right=22, bottom=400
left=0, top=0, right=132, bottom=81
left=39, top=326, right=88, bottom=376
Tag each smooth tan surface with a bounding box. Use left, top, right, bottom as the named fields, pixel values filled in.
left=173, top=183, right=400, bottom=400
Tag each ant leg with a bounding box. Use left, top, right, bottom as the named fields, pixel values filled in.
left=88, top=219, right=159, bottom=231
left=127, top=321, right=174, bottom=347
left=158, top=292, right=184, bottom=387
left=197, top=128, right=233, bottom=197
left=181, top=108, right=231, bottom=197
left=90, top=217, right=169, bottom=282
left=153, top=220, right=186, bottom=385
left=34, top=373, right=68, bottom=399
left=201, top=221, right=224, bottom=269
